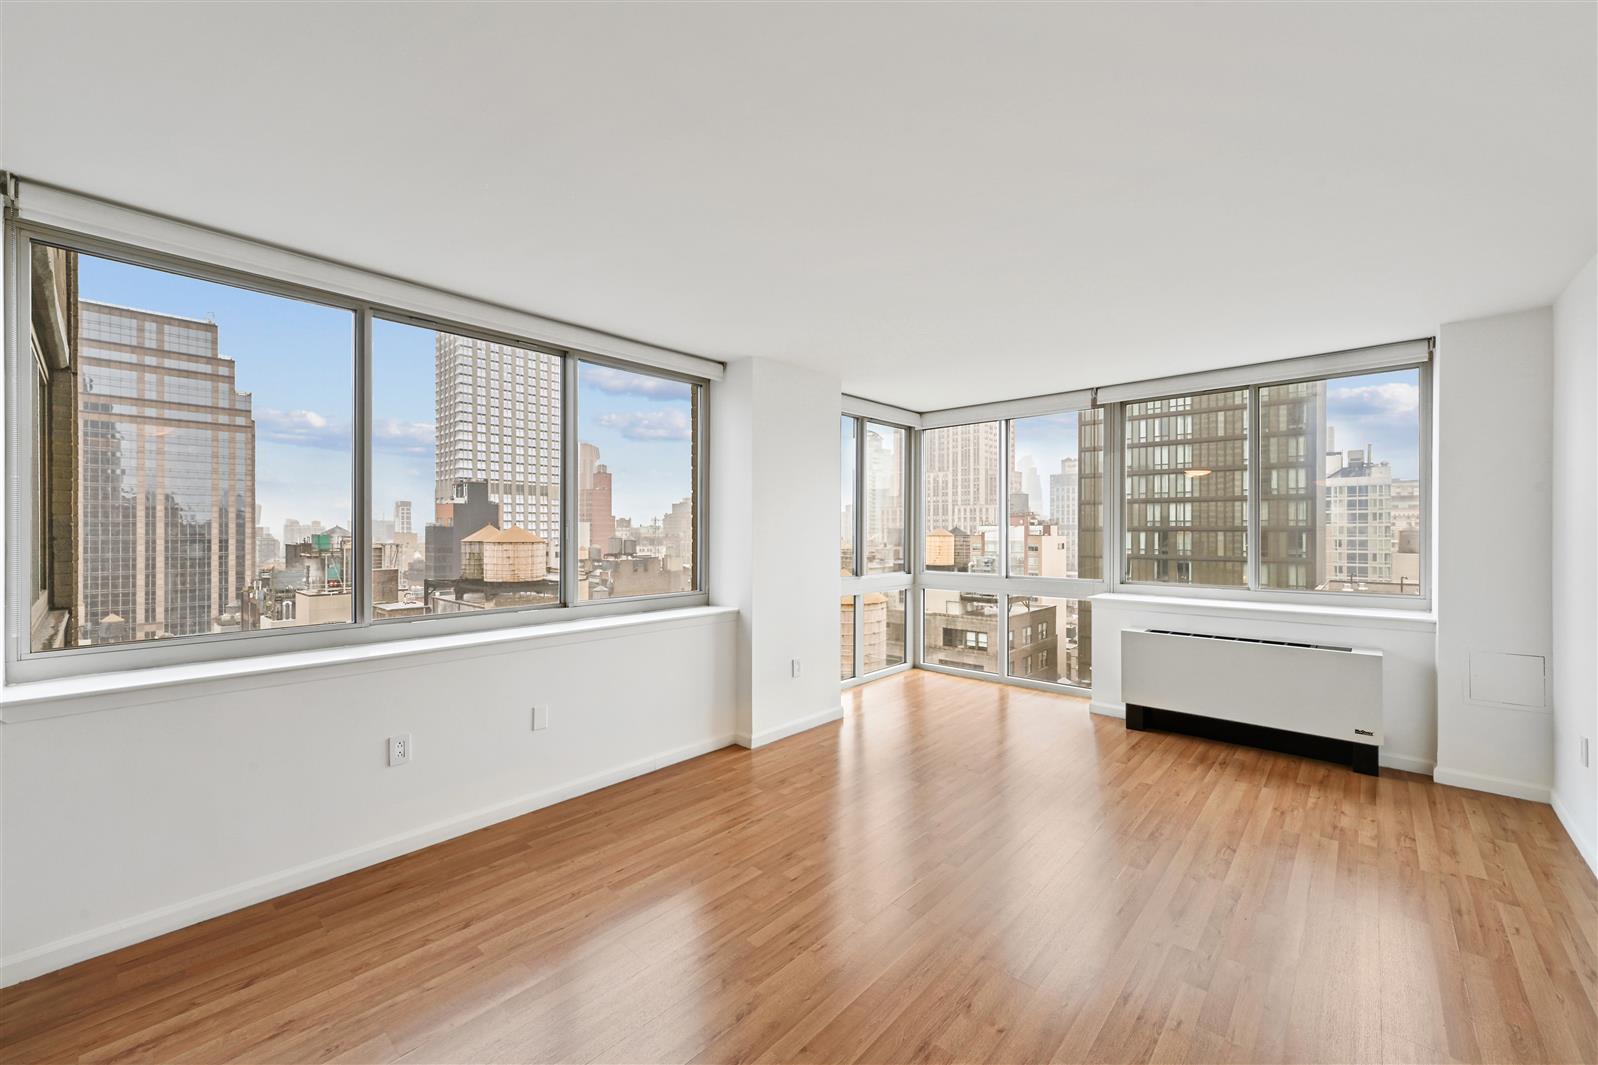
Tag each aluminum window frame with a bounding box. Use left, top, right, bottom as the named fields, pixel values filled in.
left=839, top=404, right=915, bottom=687
left=1107, top=356, right=1433, bottom=611
left=910, top=406, right=1106, bottom=697
left=4, top=213, right=712, bottom=685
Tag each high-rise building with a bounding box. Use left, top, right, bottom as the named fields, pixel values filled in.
left=1324, top=446, right=1401, bottom=590
left=1257, top=381, right=1326, bottom=590
left=76, top=302, right=256, bottom=643
left=434, top=332, right=561, bottom=565
left=923, top=422, right=1003, bottom=543
left=394, top=499, right=413, bottom=535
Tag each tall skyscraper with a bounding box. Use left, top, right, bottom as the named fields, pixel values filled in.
left=394, top=499, right=413, bottom=535
left=923, top=421, right=1003, bottom=537
left=77, top=302, right=256, bottom=643
left=434, top=332, right=561, bottom=564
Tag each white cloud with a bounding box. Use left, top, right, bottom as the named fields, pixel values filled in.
left=583, top=365, right=691, bottom=400
left=255, top=408, right=347, bottom=449
left=1328, top=382, right=1420, bottom=417
left=598, top=408, right=692, bottom=442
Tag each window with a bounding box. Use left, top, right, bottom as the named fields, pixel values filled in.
left=373, top=318, right=562, bottom=618
left=10, top=219, right=711, bottom=677
left=862, top=422, right=906, bottom=572
left=575, top=362, right=698, bottom=600
left=28, top=245, right=357, bottom=651
left=922, top=588, right=999, bottom=674
left=1008, top=411, right=1083, bottom=578
left=923, top=421, right=1000, bottom=573
left=1121, top=388, right=1249, bottom=587
left=1259, top=369, right=1423, bottom=596
left=840, top=416, right=855, bottom=576
left=861, top=589, right=907, bottom=674
left=1006, top=595, right=1092, bottom=687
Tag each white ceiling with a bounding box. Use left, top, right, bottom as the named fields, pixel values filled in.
left=3, top=2, right=1593, bottom=411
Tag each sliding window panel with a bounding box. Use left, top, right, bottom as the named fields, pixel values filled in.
left=1122, top=389, right=1249, bottom=588
left=1005, top=595, right=1092, bottom=687
left=922, top=421, right=1001, bottom=574
left=1007, top=411, right=1086, bottom=578
left=922, top=587, right=999, bottom=674
left=1259, top=368, right=1424, bottom=596
left=371, top=317, right=562, bottom=618
left=862, top=421, right=907, bottom=573
left=28, top=243, right=357, bottom=652
left=574, top=362, right=698, bottom=600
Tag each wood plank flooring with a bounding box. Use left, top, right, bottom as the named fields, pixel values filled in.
left=3, top=670, right=1594, bottom=1064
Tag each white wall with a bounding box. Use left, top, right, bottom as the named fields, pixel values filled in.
left=0, top=610, right=737, bottom=985
left=1090, top=595, right=1438, bottom=773
left=710, top=357, right=843, bottom=746
left=1434, top=308, right=1555, bottom=801
left=1551, top=255, right=1597, bottom=871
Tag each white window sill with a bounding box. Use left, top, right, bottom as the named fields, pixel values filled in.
left=1090, top=592, right=1436, bottom=633
left=0, top=605, right=738, bottom=724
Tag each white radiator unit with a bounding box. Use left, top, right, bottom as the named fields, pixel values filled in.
left=1120, top=627, right=1383, bottom=773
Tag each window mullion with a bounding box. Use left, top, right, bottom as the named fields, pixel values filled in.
left=1247, top=384, right=1261, bottom=593
left=354, top=307, right=374, bottom=626
left=561, top=353, right=578, bottom=604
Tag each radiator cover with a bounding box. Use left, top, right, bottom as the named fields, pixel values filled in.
left=1120, top=627, right=1383, bottom=747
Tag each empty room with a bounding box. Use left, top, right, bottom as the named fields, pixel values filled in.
left=1, top=3, right=1595, bottom=1063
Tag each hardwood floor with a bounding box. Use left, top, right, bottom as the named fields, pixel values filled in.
left=3, top=670, right=1594, bottom=1064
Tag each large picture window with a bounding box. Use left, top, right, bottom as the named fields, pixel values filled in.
left=1259, top=368, right=1423, bottom=596
left=11, top=221, right=710, bottom=677
left=574, top=362, right=698, bottom=600
left=28, top=245, right=356, bottom=651
left=372, top=318, right=562, bottom=618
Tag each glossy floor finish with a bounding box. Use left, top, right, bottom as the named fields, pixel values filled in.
left=4, top=671, right=1595, bottom=1065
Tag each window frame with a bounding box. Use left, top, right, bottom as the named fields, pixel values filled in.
left=839, top=405, right=914, bottom=687
left=1109, top=359, right=1433, bottom=611
left=4, top=210, right=712, bottom=685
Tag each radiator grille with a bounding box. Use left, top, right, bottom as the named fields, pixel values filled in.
left=1143, top=629, right=1353, bottom=653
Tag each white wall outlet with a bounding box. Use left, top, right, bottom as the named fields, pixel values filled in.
left=791, top=658, right=802, bottom=679
left=388, top=734, right=412, bottom=767
left=532, top=705, right=550, bottom=731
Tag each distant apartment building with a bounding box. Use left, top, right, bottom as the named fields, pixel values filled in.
left=864, top=430, right=904, bottom=568
left=434, top=332, right=561, bottom=568
left=282, top=518, right=323, bottom=547
left=394, top=499, right=413, bottom=535
left=577, top=442, right=616, bottom=558
left=1324, top=446, right=1407, bottom=592
left=76, top=302, right=256, bottom=644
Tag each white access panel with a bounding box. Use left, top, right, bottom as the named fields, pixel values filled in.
left=1120, top=628, right=1383, bottom=746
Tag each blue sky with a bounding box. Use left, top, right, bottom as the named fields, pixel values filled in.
left=80, top=253, right=694, bottom=536
left=1321, top=369, right=1422, bottom=480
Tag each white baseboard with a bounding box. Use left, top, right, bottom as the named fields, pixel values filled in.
left=1089, top=700, right=1126, bottom=719
left=0, top=732, right=736, bottom=989
left=1433, top=765, right=1551, bottom=804
left=735, top=703, right=845, bottom=749
left=1378, top=752, right=1435, bottom=775
left=1551, top=790, right=1598, bottom=878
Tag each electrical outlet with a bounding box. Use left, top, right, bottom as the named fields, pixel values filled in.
left=532, top=705, right=550, bottom=731
left=388, top=734, right=411, bottom=767
left=791, top=658, right=802, bottom=679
